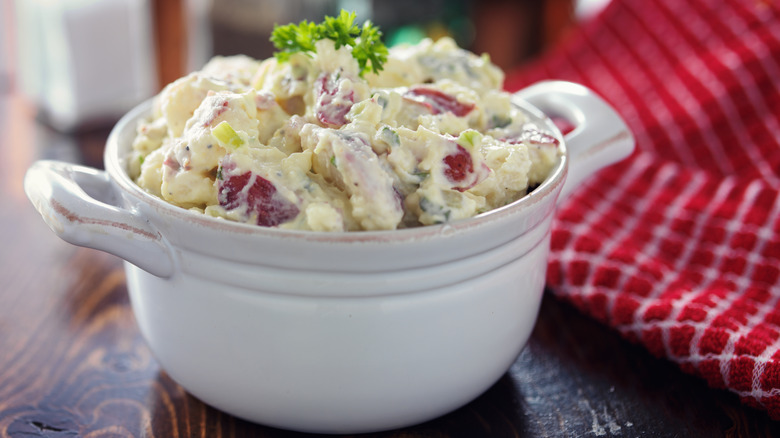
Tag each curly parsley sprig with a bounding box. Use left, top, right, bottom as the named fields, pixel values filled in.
left=270, top=20, right=321, bottom=61
left=270, top=10, right=388, bottom=77
left=352, top=20, right=388, bottom=76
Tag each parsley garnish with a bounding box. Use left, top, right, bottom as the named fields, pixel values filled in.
left=352, top=20, right=388, bottom=76
left=321, top=11, right=359, bottom=49
left=270, top=20, right=321, bottom=62
left=270, top=10, right=388, bottom=77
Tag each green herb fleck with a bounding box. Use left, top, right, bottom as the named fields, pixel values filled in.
left=376, top=94, right=389, bottom=109
left=381, top=126, right=400, bottom=147
left=412, top=169, right=429, bottom=182
left=490, top=114, right=512, bottom=129
left=419, top=196, right=452, bottom=223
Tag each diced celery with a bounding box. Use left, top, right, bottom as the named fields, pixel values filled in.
left=212, top=121, right=244, bottom=149
left=458, top=130, right=482, bottom=149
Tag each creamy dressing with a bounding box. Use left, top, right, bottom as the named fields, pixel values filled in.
left=130, top=37, right=560, bottom=231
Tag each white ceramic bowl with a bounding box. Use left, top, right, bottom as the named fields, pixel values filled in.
left=25, top=81, right=633, bottom=434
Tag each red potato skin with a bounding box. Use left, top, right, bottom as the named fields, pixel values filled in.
left=404, top=87, right=475, bottom=117
left=219, top=169, right=299, bottom=227
left=442, top=144, right=489, bottom=192
left=315, top=72, right=355, bottom=127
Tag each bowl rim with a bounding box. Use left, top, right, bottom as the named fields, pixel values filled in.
left=104, top=96, right=568, bottom=244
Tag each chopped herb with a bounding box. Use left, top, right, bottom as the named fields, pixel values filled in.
left=490, top=114, right=512, bottom=129
left=419, top=196, right=434, bottom=212
left=413, top=170, right=429, bottom=182
left=330, top=155, right=337, bottom=167
left=381, top=126, right=400, bottom=147
left=419, top=196, right=452, bottom=223
left=138, top=155, right=145, bottom=165
left=216, top=166, right=223, bottom=180
left=376, top=94, right=389, bottom=109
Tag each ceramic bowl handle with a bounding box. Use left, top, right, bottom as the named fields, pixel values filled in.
left=24, top=160, right=175, bottom=278
left=514, top=80, right=635, bottom=200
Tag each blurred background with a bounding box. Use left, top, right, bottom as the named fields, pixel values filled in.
left=1, top=0, right=610, bottom=134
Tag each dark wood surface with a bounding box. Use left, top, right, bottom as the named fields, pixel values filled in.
left=3, top=94, right=780, bottom=438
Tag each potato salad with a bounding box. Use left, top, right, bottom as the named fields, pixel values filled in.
left=129, top=20, right=559, bottom=231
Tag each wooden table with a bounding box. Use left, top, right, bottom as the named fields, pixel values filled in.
left=3, top=94, right=779, bottom=438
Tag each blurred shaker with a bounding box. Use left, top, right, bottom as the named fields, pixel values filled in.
left=13, top=0, right=158, bottom=131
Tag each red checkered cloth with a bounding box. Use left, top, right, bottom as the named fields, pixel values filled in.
left=505, top=0, right=780, bottom=418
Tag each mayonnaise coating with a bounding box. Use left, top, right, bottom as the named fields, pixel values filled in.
left=129, top=37, right=560, bottom=231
